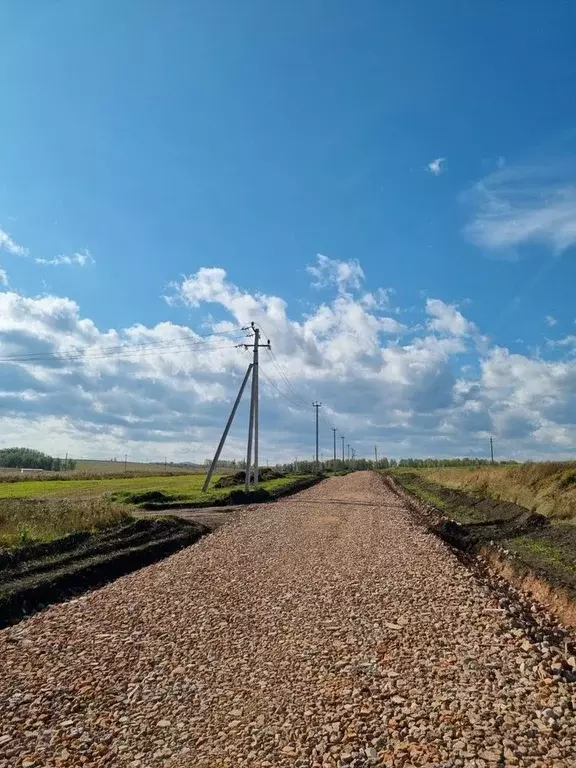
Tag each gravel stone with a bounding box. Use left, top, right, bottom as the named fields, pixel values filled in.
left=1, top=471, right=576, bottom=767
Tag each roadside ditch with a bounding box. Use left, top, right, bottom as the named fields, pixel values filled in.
left=386, top=472, right=576, bottom=632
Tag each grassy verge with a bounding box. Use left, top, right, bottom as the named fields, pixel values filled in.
left=390, top=467, right=576, bottom=593
left=0, top=498, right=130, bottom=548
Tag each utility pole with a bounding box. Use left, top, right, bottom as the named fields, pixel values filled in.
left=490, top=436, right=494, bottom=465
left=313, top=402, right=322, bottom=468
left=124, top=454, right=127, bottom=472
left=64, top=452, right=68, bottom=471
left=243, top=323, right=271, bottom=490
left=374, top=445, right=378, bottom=467
left=341, top=435, right=345, bottom=462
left=347, top=444, right=351, bottom=463
left=332, top=427, right=337, bottom=462
left=203, top=364, right=254, bottom=492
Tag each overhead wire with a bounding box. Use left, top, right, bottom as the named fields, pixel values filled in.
left=0, top=329, right=247, bottom=363
left=259, top=366, right=307, bottom=410
left=255, top=322, right=337, bottom=426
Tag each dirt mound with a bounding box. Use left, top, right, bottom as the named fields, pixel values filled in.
left=214, top=467, right=285, bottom=488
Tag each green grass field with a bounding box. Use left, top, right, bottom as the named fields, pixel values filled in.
left=0, top=473, right=212, bottom=500
left=0, top=473, right=315, bottom=547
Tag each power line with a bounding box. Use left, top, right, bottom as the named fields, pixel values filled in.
left=0, top=328, right=246, bottom=363
left=259, top=366, right=307, bottom=410
left=0, top=337, right=246, bottom=364
left=264, top=348, right=310, bottom=408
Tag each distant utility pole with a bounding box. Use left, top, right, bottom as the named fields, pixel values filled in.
left=313, top=402, right=322, bottom=467
left=341, top=435, right=345, bottom=462
left=64, top=452, right=68, bottom=471
left=124, top=454, right=127, bottom=471
left=374, top=445, right=378, bottom=466
left=347, top=444, right=351, bottom=462
left=332, top=427, right=337, bottom=462
left=203, top=322, right=270, bottom=493
left=490, top=437, right=494, bottom=465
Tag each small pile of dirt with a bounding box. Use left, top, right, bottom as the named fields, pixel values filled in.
left=214, top=467, right=285, bottom=489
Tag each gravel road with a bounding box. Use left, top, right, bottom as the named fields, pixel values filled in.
left=1, top=471, right=576, bottom=767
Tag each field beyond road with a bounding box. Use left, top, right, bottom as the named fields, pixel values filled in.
left=2, top=471, right=576, bottom=767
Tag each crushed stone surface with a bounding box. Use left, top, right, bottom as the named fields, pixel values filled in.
left=1, top=471, right=576, bottom=767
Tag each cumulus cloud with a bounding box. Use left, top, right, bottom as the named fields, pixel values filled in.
left=306, top=253, right=365, bottom=292
left=0, top=268, right=8, bottom=286
left=35, top=249, right=94, bottom=267
left=465, top=163, right=576, bottom=254
left=2, top=257, right=576, bottom=461
left=0, top=227, right=27, bottom=256
left=426, top=299, right=477, bottom=336
left=427, top=157, right=445, bottom=176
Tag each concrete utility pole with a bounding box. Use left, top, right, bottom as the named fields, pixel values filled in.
left=341, top=435, right=345, bottom=462
left=374, top=445, right=378, bottom=466
left=332, top=427, right=337, bottom=462
left=203, top=363, right=254, bottom=492
left=313, top=402, right=322, bottom=467
left=347, top=444, right=351, bottom=463
left=490, top=436, right=494, bottom=465
left=243, top=323, right=271, bottom=490
left=124, top=454, right=127, bottom=472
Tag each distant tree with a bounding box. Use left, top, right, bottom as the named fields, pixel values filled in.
left=0, top=447, right=70, bottom=471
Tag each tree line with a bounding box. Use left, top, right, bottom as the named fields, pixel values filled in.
left=0, top=447, right=76, bottom=471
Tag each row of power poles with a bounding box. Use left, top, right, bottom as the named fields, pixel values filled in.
left=312, top=403, right=357, bottom=468
left=203, top=323, right=270, bottom=492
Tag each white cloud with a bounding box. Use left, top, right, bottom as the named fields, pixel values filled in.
left=0, top=268, right=8, bottom=286
left=0, top=227, right=27, bottom=256
left=427, top=157, right=445, bottom=176
left=306, top=253, right=365, bottom=292
left=466, top=163, right=576, bottom=254
left=545, top=315, right=557, bottom=328
left=2, top=258, right=576, bottom=461
left=426, top=298, right=477, bottom=336
left=35, top=249, right=94, bottom=267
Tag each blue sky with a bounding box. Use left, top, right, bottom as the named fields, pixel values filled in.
left=1, top=0, right=576, bottom=462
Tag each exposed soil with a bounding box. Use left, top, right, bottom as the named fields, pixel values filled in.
left=0, top=517, right=208, bottom=629
left=388, top=473, right=576, bottom=629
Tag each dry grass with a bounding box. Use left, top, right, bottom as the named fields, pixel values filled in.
left=0, top=498, right=130, bottom=548
left=417, top=462, right=576, bottom=520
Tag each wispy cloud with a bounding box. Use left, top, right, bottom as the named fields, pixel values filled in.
left=465, top=163, right=576, bottom=254
left=545, top=315, right=557, bottom=327
left=0, top=227, right=27, bottom=256
left=35, top=249, right=94, bottom=267
left=0, top=268, right=8, bottom=286
left=427, top=157, right=446, bottom=176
